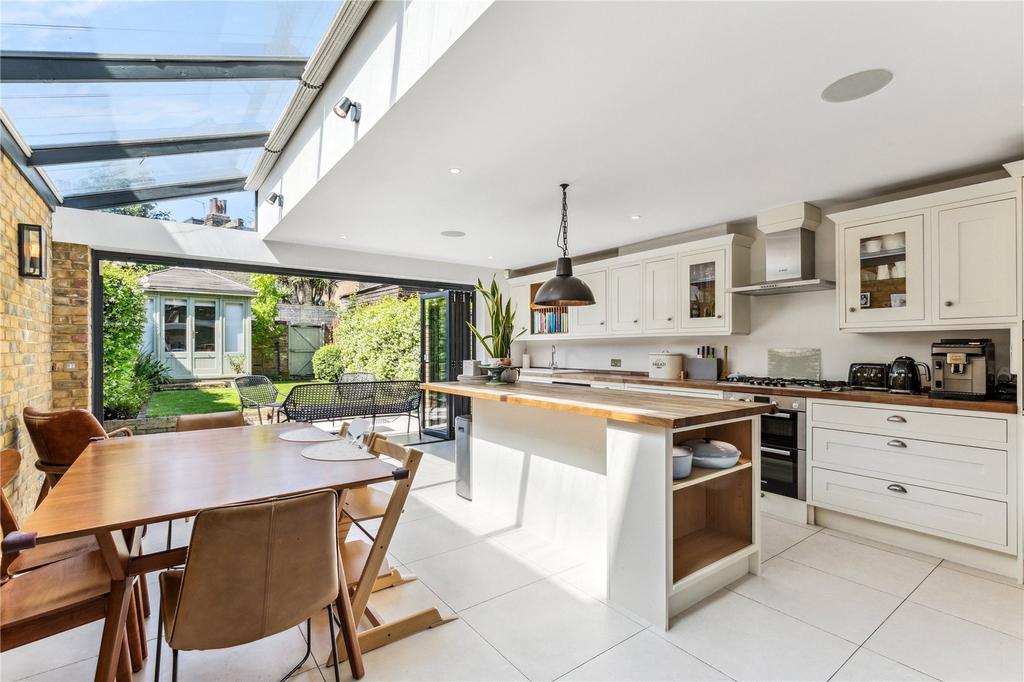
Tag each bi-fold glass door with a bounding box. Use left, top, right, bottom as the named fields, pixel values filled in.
left=420, top=290, right=474, bottom=440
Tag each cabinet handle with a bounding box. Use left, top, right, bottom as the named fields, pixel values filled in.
left=716, top=314, right=722, bottom=319
left=599, top=321, right=605, bottom=325
left=667, top=316, right=673, bottom=321
left=633, top=319, right=638, bottom=323
left=849, top=307, right=856, bottom=313
left=886, top=439, right=907, bottom=448
left=944, top=301, right=953, bottom=307
left=886, top=415, right=907, bottom=423
left=886, top=483, right=908, bottom=494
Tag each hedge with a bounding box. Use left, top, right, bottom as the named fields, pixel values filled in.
left=101, top=264, right=148, bottom=418
left=334, top=295, right=419, bottom=380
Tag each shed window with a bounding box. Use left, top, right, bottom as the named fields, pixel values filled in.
left=163, top=299, right=187, bottom=352
left=224, top=302, right=244, bottom=354
left=194, top=301, right=217, bottom=352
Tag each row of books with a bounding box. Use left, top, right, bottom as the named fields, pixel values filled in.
left=532, top=309, right=568, bottom=334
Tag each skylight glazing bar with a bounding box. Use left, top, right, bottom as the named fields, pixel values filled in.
left=63, top=177, right=247, bottom=210
left=0, top=51, right=307, bottom=82
left=29, top=132, right=270, bottom=166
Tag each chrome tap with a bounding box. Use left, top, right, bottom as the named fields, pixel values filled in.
left=549, top=345, right=558, bottom=369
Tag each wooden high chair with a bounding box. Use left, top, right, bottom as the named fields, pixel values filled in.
left=333, top=436, right=455, bottom=660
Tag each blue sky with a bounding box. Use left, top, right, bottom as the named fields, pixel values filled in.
left=0, top=0, right=340, bottom=223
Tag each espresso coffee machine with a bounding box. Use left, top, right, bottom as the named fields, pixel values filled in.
left=929, top=339, right=995, bottom=400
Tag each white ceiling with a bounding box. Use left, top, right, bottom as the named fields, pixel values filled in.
left=266, top=0, right=1024, bottom=270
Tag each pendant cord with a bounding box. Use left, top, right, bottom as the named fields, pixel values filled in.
left=556, top=183, right=569, bottom=258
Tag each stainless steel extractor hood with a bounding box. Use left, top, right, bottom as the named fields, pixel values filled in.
left=730, top=202, right=835, bottom=296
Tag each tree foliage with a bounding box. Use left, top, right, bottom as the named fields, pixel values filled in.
left=334, top=295, right=419, bottom=380
left=101, top=263, right=149, bottom=418
left=276, top=276, right=338, bottom=306
left=104, top=203, right=171, bottom=221
left=249, top=273, right=287, bottom=366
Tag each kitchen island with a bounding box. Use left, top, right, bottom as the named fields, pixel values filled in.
left=422, top=381, right=774, bottom=627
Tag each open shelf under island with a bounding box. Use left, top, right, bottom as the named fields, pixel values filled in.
left=420, top=380, right=772, bottom=628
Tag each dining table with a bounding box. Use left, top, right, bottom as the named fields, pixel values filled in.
left=19, top=422, right=398, bottom=682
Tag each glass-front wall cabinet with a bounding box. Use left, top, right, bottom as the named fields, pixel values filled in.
left=842, top=215, right=925, bottom=326
left=679, top=249, right=727, bottom=330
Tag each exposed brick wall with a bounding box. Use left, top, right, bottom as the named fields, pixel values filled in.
left=1, top=151, right=53, bottom=523
left=252, top=322, right=290, bottom=378
left=51, top=242, right=91, bottom=410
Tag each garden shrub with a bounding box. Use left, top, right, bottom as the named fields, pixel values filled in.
left=312, top=344, right=345, bottom=382
left=334, top=295, right=419, bottom=380
left=102, top=263, right=148, bottom=418
left=134, top=352, right=171, bottom=388
left=250, top=273, right=287, bottom=370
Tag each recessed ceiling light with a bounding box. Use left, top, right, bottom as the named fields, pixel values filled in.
left=487, top=255, right=494, bottom=260
left=821, top=69, right=893, bottom=103
left=630, top=215, right=641, bottom=220
left=448, top=167, right=462, bottom=174
left=441, top=230, right=466, bottom=238
left=339, top=235, right=347, bottom=239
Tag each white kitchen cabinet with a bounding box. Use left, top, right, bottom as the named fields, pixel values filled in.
left=678, top=249, right=728, bottom=331
left=840, top=214, right=927, bottom=328
left=609, top=263, right=642, bottom=332
left=571, top=269, right=608, bottom=335
left=643, top=257, right=677, bottom=332
left=509, top=283, right=532, bottom=337
left=936, top=198, right=1018, bottom=321
left=830, top=177, right=1021, bottom=331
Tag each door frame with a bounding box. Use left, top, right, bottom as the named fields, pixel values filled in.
left=420, top=290, right=475, bottom=440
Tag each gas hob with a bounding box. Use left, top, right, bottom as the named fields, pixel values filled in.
left=717, top=375, right=851, bottom=392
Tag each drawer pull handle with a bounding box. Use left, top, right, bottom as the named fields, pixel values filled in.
left=886, top=439, right=907, bottom=448
left=887, top=484, right=908, bottom=494
left=886, top=415, right=907, bottom=423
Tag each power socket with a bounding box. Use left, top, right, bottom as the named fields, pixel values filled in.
left=610, top=358, right=622, bottom=367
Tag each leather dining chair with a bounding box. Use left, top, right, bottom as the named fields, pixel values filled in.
left=23, top=407, right=132, bottom=507
left=174, top=411, right=245, bottom=432
left=154, top=489, right=343, bottom=682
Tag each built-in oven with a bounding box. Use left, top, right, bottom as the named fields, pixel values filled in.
left=724, top=392, right=806, bottom=501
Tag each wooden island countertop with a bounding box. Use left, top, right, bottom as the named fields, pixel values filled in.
left=421, top=381, right=774, bottom=428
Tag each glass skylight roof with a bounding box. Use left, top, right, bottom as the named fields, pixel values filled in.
left=2, top=81, right=297, bottom=147
left=0, top=0, right=342, bottom=222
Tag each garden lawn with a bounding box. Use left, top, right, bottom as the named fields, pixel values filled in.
left=145, top=380, right=316, bottom=417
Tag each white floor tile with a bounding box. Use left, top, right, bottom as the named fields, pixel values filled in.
left=780, top=531, right=936, bottom=597
left=1, top=621, right=105, bottom=681
left=909, top=566, right=1024, bottom=639
left=830, top=648, right=936, bottom=681
left=334, top=619, right=525, bottom=681
left=559, top=630, right=728, bottom=681
left=408, top=484, right=517, bottom=537
left=406, top=540, right=545, bottom=611
left=730, top=556, right=902, bottom=643
left=461, top=578, right=642, bottom=681
left=866, top=602, right=1024, bottom=681
left=760, top=515, right=819, bottom=558
left=658, top=590, right=856, bottom=681
left=555, top=560, right=607, bottom=603
left=489, top=526, right=591, bottom=576
left=820, top=528, right=941, bottom=564
left=386, top=513, right=486, bottom=564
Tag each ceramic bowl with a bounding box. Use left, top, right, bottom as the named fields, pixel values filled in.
left=684, top=438, right=741, bottom=469
left=672, top=445, right=693, bottom=479
left=881, top=234, right=905, bottom=250
left=861, top=239, right=883, bottom=253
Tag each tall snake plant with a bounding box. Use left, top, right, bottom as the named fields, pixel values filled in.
left=467, top=277, right=526, bottom=362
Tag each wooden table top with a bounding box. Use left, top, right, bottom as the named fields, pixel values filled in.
left=22, top=423, right=396, bottom=543
left=422, top=381, right=773, bottom=428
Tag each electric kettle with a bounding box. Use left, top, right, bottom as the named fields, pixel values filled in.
left=888, top=356, right=931, bottom=394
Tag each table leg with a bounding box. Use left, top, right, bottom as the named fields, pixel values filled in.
left=115, top=637, right=132, bottom=682
left=126, top=586, right=144, bottom=671
left=95, top=579, right=132, bottom=682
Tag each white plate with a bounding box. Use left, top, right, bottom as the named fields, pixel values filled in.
left=279, top=427, right=340, bottom=443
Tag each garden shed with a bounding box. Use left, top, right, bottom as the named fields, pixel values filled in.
left=140, top=268, right=256, bottom=380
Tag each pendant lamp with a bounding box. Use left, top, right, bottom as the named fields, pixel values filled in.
left=533, top=183, right=595, bottom=307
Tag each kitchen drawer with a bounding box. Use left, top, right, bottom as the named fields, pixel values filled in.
left=811, top=428, right=1007, bottom=495
left=811, top=402, right=1008, bottom=444
left=811, top=467, right=1007, bottom=549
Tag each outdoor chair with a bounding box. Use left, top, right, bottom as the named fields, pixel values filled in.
left=153, top=490, right=342, bottom=682
left=22, top=407, right=132, bottom=507
left=234, top=375, right=284, bottom=424
left=340, top=372, right=376, bottom=383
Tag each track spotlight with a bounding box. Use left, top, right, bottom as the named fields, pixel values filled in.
left=266, top=192, right=283, bottom=207
left=333, top=96, right=362, bottom=123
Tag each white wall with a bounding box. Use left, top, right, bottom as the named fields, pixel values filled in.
left=257, top=0, right=492, bottom=234
left=53, top=207, right=500, bottom=286
left=522, top=218, right=1014, bottom=380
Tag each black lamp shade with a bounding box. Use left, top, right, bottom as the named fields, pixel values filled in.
left=18, top=223, right=45, bottom=279
left=533, top=257, right=595, bottom=307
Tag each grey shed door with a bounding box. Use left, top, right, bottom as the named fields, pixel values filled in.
left=288, top=325, right=324, bottom=377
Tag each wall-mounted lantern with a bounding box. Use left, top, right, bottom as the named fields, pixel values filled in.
left=18, top=223, right=45, bottom=278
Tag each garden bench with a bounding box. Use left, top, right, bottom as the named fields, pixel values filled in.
left=280, top=381, right=422, bottom=437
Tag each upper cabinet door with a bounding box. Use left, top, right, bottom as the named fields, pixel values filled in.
left=509, top=283, right=532, bottom=337
left=679, top=249, right=727, bottom=330
left=842, top=215, right=926, bottom=326
left=644, top=258, right=677, bottom=331
left=609, top=264, right=642, bottom=332
left=937, top=199, right=1018, bottom=320
left=573, top=270, right=608, bottom=335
